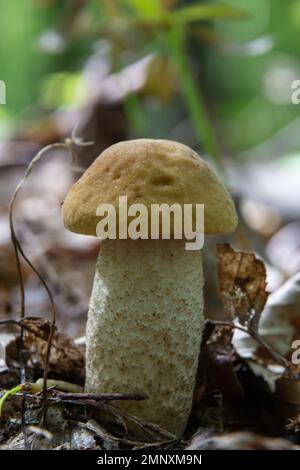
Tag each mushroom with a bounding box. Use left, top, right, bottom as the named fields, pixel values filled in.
left=62, top=139, right=237, bottom=436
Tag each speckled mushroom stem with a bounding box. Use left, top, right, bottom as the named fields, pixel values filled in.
left=85, top=238, right=204, bottom=436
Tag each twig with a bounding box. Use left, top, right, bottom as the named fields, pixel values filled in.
left=0, top=387, right=175, bottom=446
left=0, top=389, right=147, bottom=406
left=211, top=320, right=291, bottom=372
left=9, top=142, right=66, bottom=429
left=78, top=420, right=157, bottom=448
left=0, top=319, right=22, bottom=327
left=8, top=129, right=93, bottom=431
left=80, top=419, right=181, bottom=449
left=47, top=397, right=175, bottom=441
left=0, top=319, right=76, bottom=355
left=100, top=401, right=176, bottom=440
left=57, top=392, right=147, bottom=401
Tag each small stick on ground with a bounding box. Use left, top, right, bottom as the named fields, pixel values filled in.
left=211, top=320, right=291, bottom=372
left=57, top=392, right=147, bottom=401
left=8, top=130, right=93, bottom=429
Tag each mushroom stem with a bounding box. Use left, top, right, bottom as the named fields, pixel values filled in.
left=85, top=239, right=204, bottom=436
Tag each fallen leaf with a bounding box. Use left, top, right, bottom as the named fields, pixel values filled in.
left=259, top=272, right=300, bottom=354
left=195, top=323, right=243, bottom=403
left=233, top=272, right=300, bottom=394
left=21, top=317, right=84, bottom=382
left=217, top=244, right=269, bottom=331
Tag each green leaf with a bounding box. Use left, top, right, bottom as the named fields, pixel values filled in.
left=172, top=3, right=249, bottom=24
left=120, top=2, right=248, bottom=28
left=166, top=28, right=220, bottom=164
left=123, top=92, right=149, bottom=136
left=122, top=0, right=164, bottom=19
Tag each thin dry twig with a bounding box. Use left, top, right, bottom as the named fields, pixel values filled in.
left=0, top=319, right=21, bottom=328
left=77, top=420, right=156, bottom=448
left=100, top=401, right=176, bottom=440
left=0, top=390, right=145, bottom=402
left=79, top=419, right=181, bottom=449
left=211, top=320, right=291, bottom=372
left=9, top=142, right=67, bottom=429
left=0, top=319, right=79, bottom=355
left=8, top=130, right=93, bottom=429
left=57, top=392, right=147, bottom=401
left=0, top=387, right=174, bottom=447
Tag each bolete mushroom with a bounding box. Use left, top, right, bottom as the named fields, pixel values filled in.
left=62, top=139, right=237, bottom=436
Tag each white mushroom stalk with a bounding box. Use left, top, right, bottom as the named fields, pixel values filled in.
left=86, top=239, right=203, bottom=436
left=62, top=139, right=237, bottom=436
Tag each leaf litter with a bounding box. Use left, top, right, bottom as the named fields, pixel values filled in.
left=1, top=145, right=300, bottom=449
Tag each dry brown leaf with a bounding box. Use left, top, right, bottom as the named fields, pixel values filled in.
left=21, top=317, right=84, bottom=382
left=260, top=272, right=300, bottom=353
left=233, top=272, right=300, bottom=394
left=195, top=323, right=243, bottom=403
left=217, top=244, right=269, bottom=331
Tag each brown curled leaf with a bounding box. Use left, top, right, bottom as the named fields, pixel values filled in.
left=21, top=317, right=84, bottom=382
left=217, top=244, right=269, bottom=332
left=195, top=323, right=243, bottom=403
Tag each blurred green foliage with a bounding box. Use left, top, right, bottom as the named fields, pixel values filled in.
left=0, top=0, right=300, bottom=163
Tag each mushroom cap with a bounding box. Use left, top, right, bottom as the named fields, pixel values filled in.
left=62, top=139, right=237, bottom=236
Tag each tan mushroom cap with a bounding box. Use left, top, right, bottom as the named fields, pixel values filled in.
left=62, top=139, right=238, bottom=237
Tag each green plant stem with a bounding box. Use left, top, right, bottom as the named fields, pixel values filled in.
left=167, top=26, right=220, bottom=165
left=123, top=91, right=149, bottom=136
left=0, top=385, right=23, bottom=417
